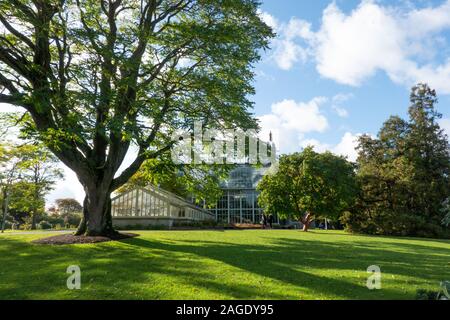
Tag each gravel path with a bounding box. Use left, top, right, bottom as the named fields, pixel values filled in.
left=0, top=230, right=74, bottom=235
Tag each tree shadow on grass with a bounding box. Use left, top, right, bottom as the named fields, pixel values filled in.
left=0, top=237, right=293, bottom=299
left=309, top=230, right=450, bottom=246
left=0, top=233, right=448, bottom=300
left=270, top=238, right=449, bottom=279
left=121, top=236, right=449, bottom=299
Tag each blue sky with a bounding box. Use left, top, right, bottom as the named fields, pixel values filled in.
left=253, top=0, right=450, bottom=159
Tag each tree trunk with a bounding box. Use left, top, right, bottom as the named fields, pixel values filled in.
left=31, top=213, right=37, bottom=230
left=75, top=185, right=117, bottom=237
left=1, top=188, right=8, bottom=233
left=75, top=196, right=88, bottom=236
left=31, top=181, right=40, bottom=230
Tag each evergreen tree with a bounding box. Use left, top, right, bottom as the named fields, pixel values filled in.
left=406, top=84, right=450, bottom=224
left=344, top=84, right=450, bottom=238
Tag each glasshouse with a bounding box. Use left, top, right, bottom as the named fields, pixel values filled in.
left=111, top=185, right=214, bottom=228
left=207, top=164, right=279, bottom=224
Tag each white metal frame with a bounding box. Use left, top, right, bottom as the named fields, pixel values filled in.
left=111, top=185, right=214, bottom=221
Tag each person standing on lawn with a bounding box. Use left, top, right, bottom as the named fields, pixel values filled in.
left=268, top=214, right=274, bottom=229
left=261, top=214, right=267, bottom=229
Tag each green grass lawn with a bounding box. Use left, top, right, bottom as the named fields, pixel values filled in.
left=0, top=230, right=449, bottom=300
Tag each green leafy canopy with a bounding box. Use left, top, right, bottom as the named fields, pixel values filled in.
left=257, top=147, right=358, bottom=221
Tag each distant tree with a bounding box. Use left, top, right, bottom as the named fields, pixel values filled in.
left=0, top=143, right=63, bottom=230
left=54, top=198, right=82, bottom=226
left=346, top=84, right=450, bottom=237
left=6, top=181, right=46, bottom=227
left=55, top=198, right=83, bottom=215
left=346, top=120, right=415, bottom=235
left=0, top=0, right=273, bottom=236
left=18, top=144, right=64, bottom=229
left=47, top=206, right=58, bottom=216
left=441, top=199, right=450, bottom=227
left=406, top=84, right=450, bottom=223
left=0, top=144, right=23, bottom=232
left=258, top=148, right=358, bottom=231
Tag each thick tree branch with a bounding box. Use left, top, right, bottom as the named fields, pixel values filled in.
left=0, top=93, right=23, bottom=106
left=0, top=14, right=35, bottom=50
left=0, top=73, right=19, bottom=94
left=0, top=47, right=33, bottom=81
left=111, top=142, right=174, bottom=191
left=92, top=0, right=120, bottom=169
left=8, top=0, right=37, bottom=20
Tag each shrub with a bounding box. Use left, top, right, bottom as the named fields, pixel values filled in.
left=416, top=289, right=439, bottom=300
left=114, top=224, right=169, bottom=231
left=439, top=281, right=450, bottom=300
left=47, top=216, right=64, bottom=226
left=37, top=221, right=52, bottom=230
left=342, top=209, right=450, bottom=239
left=21, top=223, right=32, bottom=230
left=443, top=213, right=450, bottom=227
left=62, top=213, right=82, bottom=226
left=148, top=224, right=169, bottom=230
left=416, top=282, right=450, bottom=300
left=172, top=220, right=221, bottom=229
left=1, top=221, right=12, bottom=230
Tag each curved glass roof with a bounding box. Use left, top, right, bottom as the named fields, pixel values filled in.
left=220, top=164, right=270, bottom=190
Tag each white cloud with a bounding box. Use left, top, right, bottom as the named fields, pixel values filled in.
left=405, top=1, right=450, bottom=36
left=332, top=93, right=353, bottom=104
left=332, top=106, right=349, bottom=118
left=331, top=93, right=353, bottom=118
left=260, top=10, right=313, bottom=70
left=273, top=39, right=309, bottom=70
left=300, top=132, right=360, bottom=162
left=300, top=138, right=331, bottom=153
left=284, top=18, right=315, bottom=41
left=269, top=0, right=450, bottom=94
left=258, top=10, right=279, bottom=31
left=333, top=132, right=360, bottom=162
left=258, top=97, right=329, bottom=153
left=258, top=95, right=362, bottom=156
left=271, top=98, right=328, bottom=132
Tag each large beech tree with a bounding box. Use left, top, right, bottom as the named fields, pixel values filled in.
left=0, top=0, right=272, bottom=235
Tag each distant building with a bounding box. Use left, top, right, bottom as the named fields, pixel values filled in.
left=111, top=185, right=214, bottom=228
left=112, top=133, right=277, bottom=227
left=207, top=164, right=277, bottom=224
